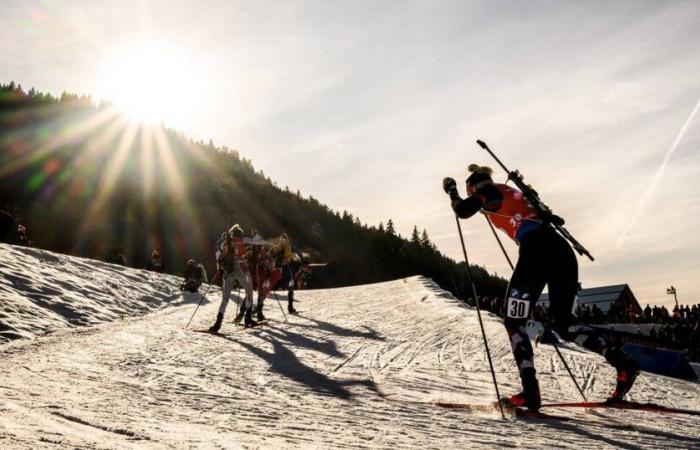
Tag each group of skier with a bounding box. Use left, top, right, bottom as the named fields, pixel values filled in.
left=204, top=225, right=303, bottom=332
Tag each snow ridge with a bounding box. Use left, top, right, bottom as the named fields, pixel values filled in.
left=0, top=244, right=184, bottom=343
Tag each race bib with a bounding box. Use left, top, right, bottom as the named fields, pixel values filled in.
left=506, top=297, right=530, bottom=319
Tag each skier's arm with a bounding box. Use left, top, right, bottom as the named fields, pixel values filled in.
left=443, top=178, right=502, bottom=219
left=443, top=177, right=483, bottom=218
left=450, top=192, right=484, bottom=219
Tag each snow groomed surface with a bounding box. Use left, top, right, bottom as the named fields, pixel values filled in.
left=0, top=244, right=699, bottom=448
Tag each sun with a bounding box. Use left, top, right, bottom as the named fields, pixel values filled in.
left=98, top=42, right=205, bottom=126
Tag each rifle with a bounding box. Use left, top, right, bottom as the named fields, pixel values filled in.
left=476, top=139, right=594, bottom=261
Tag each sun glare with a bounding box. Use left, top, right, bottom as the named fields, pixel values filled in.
left=98, top=42, right=205, bottom=126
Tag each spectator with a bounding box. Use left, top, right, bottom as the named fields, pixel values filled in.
left=16, top=224, right=29, bottom=246
left=182, top=259, right=206, bottom=293
left=147, top=250, right=164, bottom=272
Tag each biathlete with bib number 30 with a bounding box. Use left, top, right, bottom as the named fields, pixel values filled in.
left=442, top=164, right=639, bottom=411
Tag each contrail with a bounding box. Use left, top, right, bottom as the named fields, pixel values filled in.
left=617, top=97, right=700, bottom=247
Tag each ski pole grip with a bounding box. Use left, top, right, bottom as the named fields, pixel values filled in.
left=476, top=139, right=488, bottom=150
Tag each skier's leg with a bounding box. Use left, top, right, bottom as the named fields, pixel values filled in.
left=256, top=270, right=268, bottom=321
left=503, top=239, right=547, bottom=410
left=284, top=264, right=296, bottom=313
left=241, top=268, right=253, bottom=311
left=209, top=273, right=233, bottom=332
left=234, top=263, right=256, bottom=327
left=547, top=234, right=639, bottom=400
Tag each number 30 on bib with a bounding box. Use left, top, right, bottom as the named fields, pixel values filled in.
left=506, top=297, right=529, bottom=319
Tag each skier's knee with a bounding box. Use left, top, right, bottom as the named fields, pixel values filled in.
left=504, top=316, right=528, bottom=333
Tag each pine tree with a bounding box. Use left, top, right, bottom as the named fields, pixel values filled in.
left=386, top=219, right=396, bottom=236
left=420, top=229, right=431, bottom=247
left=411, top=226, right=420, bottom=245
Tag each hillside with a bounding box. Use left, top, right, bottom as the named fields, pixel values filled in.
left=0, top=243, right=183, bottom=343
left=0, top=82, right=506, bottom=300
left=1, top=245, right=698, bottom=448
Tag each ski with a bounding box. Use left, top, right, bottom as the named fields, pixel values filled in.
left=376, top=388, right=502, bottom=414
left=513, top=408, right=571, bottom=422
left=233, top=321, right=270, bottom=330
left=191, top=329, right=228, bottom=337
left=503, top=399, right=635, bottom=429
left=230, top=319, right=269, bottom=325
left=540, top=401, right=700, bottom=416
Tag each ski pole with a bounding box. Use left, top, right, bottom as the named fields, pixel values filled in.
left=455, top=215, right=506, bottom=420
left=551, top=337, right=587, bottom=401
left=273, top=291, right=288, bottom=322
left=185, top=282, right=213, bottom=329
left=482, top=216, right=587, bottom=401
left=484, top=216, right=514, bottom=270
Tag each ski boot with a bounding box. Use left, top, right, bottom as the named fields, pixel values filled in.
left=608, top=352, right=640, bottom=402
left=509, top=368, right=541, bottom=411
left=233, top=304, right=245, bottom=324
left=288, top=305, right=298, bottom=314
left=208, top=312, right=224, bottom=333
left=256, top=304, right=266, bottom=322
left=244, top=308, right=258, bottom=328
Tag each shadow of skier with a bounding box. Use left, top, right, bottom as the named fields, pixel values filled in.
left=285, top=315, right=384, bottom=342
left=261, top=326, right=345, bottom=358
left=236, top=335, right=375, bottom=399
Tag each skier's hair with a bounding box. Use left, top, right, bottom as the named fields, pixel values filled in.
left=467, top=164, right=493, bottom=177
left=466, top=164, right=494, bottom=189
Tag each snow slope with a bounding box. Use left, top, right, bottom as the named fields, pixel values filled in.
left=0, top=244, right=184, bottom=343
left=1, top=246, right=699, bottom=448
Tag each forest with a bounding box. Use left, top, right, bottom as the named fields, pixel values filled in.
left=0, top=81, right=507, bottom=300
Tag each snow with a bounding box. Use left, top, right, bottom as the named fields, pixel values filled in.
left=1, top=244, right=699, bottom=448
left=0, top=244, right=184, bottom=343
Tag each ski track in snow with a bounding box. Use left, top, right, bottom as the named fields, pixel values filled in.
left=1, top=244, right=699, bottom=448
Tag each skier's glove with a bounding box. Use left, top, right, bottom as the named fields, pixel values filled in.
left=442, top=177, right=457, bottom=195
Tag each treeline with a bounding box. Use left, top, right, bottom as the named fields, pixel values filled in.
left=0, top=81, right=507, bottom=299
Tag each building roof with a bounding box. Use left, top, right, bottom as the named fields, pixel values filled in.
left=538, top=284, right=638, bottom=313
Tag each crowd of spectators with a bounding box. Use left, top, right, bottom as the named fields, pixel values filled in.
left=636, top=303, right=700, bottom=362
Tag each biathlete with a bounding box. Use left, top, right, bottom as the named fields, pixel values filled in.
left=443, top=164, right=639, bottom=411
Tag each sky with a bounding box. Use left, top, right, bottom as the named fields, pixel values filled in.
left=2, top=0, right=699, bottom=307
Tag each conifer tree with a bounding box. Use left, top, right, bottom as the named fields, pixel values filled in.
left=411, top=226, right=420, bottom=245
left=386, top=219, right=396, bottom=236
